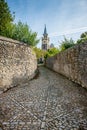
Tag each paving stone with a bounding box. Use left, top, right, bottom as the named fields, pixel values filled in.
left=3, top=122, right=9, bottom=125
left=0, top=66, right=87, bottom=130
left=19, top=122, right=25, bottom=125
left=41, top=122, right=46, bottom=128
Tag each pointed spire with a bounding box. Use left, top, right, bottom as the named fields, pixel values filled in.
left=43, top=24, right=48, bottom=36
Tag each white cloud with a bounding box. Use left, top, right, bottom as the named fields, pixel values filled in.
left=49, top=26, right=87, bottom=37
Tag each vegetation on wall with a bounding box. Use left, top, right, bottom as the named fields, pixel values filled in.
left=77, top=32, right=87, bottom=44
left=59, top=37, right=75, bottom=51
left=0, top=0, right=39, bottom=46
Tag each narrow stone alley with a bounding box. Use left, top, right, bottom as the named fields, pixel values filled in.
left=0, top=66, right=87, bottom=130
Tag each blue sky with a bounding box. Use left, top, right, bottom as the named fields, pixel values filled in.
left=7, top=0, right=87, bottom=48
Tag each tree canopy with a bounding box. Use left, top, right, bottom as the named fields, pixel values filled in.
left=0, top=0, right=39, bottom=46
left=10, top=21, right=39, bottom=46
left=33, top=47, right=46, bottom=59
left=0, top=0, right=13, bottom=36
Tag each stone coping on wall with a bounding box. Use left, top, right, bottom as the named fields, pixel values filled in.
left=0, top=36, right=29, bottom=46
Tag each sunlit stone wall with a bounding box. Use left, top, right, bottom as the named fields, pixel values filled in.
left=46, top=42, right=87, bottom=89
left=0, top=36, right=37, bottom=93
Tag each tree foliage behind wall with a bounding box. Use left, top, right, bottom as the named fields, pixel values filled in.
left=0, top=0, right=39, bottom=46
left=44, top=48, right=59, bottom=59
left=77, top=32, right=87, bottom=44
left=33, top=47, right=46, bottom=59
left=8, top=21, right=39, bottom=46
left=59, top=37, right=75, bottom=51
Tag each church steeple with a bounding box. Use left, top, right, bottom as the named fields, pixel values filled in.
left=43, top=24, right=48, bottom=36
left=42, top=25, right=50, bottom=50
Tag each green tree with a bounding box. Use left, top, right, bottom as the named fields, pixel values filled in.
left=81, top=32, right=87, bottom=38
left=11, top=21, right=39, bottom=46
left=33, top=47, right=46, bottom=59
left=77, top=32, right=87, bottom=44
left=59, top=37, right=75, bottom=51
left=0, top=0, right=13, bottom=36
left=4, top=22, right=15, bottom=38
left=44, top=47, right=59, bottom=59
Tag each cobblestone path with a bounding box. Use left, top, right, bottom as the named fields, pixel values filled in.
left=0, top=66, right=87, bottom=130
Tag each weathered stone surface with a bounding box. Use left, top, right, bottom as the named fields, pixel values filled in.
left=46, top=42, right=87, bottom=89
left=0, top=36, right=37, bottom=93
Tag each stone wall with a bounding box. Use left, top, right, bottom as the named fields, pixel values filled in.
left=0, top=36, right=37, bottom=93
left=46, top=42, right=87, bottom=89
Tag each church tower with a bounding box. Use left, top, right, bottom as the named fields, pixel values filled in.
left=42, top=25, right=50, bottom=50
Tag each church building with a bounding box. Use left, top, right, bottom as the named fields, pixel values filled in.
left=42, top=25, right=50, bottom=50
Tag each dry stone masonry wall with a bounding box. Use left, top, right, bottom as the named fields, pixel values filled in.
left=46, top=42, right=87, bottom=89
left=0, top=36, right=37, bottom=93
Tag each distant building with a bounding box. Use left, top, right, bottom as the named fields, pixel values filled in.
left=50, top=43, right=54, bottom=48
left=42, top=25, right=50, bottom=50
